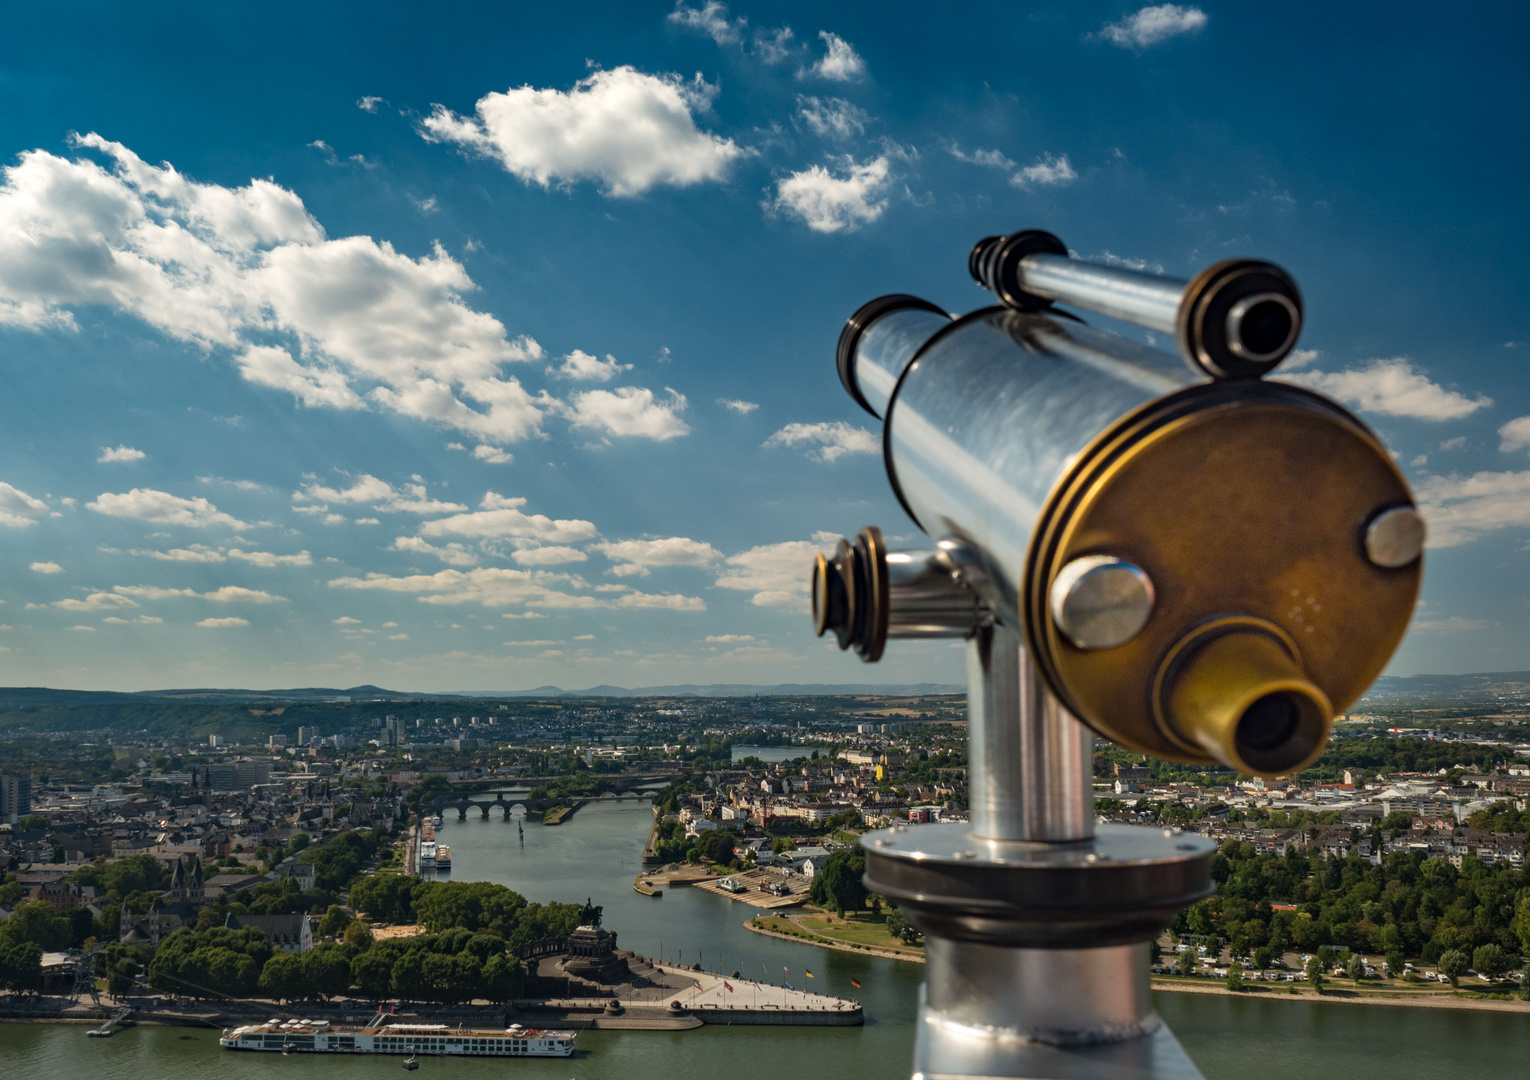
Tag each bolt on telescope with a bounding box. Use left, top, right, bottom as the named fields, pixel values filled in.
left=816, top=229, right=1422, bottom=779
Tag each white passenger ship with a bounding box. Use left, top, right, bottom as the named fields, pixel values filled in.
left=220, top=1018, right=575, bottom=1057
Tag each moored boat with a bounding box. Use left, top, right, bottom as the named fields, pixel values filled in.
left=220, top=1018, right=574, bottom=1058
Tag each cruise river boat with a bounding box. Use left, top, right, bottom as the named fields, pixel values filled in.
left=220, top=1019, right=575, bottom=1057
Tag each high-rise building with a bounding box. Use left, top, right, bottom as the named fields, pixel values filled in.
left=0, top=774, right=32, bottom=824
left=268, top=734, right=288, bottom=749
left=209, top=734, right=224, bottom=748
left=297, top=726, right=315, bottom=746
left=205, top=759, right=274, bottom=791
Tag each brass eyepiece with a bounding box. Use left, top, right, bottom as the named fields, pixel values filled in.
left=1154, top=618, right=1332, bottom=777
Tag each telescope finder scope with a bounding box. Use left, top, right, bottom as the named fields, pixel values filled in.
left=816, top=232, right=1423, bottom=778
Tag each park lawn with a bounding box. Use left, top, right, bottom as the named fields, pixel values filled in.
left=789, top=910, right=925, bottom=956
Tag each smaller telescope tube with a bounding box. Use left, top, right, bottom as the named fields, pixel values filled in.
left=1011, top=253, right=1183, bottom=335
left=970, top=231, right=1304, bottom=379
left=836, top=295, right=952, bottom=418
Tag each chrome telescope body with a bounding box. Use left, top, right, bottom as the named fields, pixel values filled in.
left=812, top=230, right=1423, bottom=1080
left=822, top=230, right=1422, bottom=779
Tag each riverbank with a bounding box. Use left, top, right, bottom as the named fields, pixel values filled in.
left=742, top=919, right=1530, bottom=1014
left=1150, top=977, right=1530, bottom=1012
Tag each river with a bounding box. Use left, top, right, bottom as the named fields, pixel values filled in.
left=5, top=800, right=1527, bottom=1078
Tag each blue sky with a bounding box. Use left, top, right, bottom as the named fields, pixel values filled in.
left=0, top=2, right=1526, bottom=691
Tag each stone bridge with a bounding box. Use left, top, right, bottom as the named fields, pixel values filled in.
left=423, top=789, right=654, bottom=821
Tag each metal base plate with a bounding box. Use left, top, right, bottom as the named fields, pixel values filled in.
left=864, top=823, right=1215, bottom=948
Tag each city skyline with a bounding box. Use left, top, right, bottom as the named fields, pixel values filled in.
left=0, top=2, right=1527, bottom=690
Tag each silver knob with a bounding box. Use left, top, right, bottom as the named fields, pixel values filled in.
left=1049, top=555, right=1155, bottom=650
left=1364, top=506, right=1425, bottom=569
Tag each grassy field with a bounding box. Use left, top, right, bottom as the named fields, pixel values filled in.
left=751, top=909, right=925, bottom=960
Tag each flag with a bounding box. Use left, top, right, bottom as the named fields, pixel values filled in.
left=784, top=982, right=794, bottom=990
left=724, top=981, right=735, bottom=992
left=850, top=978, right=862, bottom=988
left=805, top=970, right=815, bottom=979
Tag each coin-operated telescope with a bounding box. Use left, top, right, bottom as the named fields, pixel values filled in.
left=814, top=231, right=1422, bottom=1080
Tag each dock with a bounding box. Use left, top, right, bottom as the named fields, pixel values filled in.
left=689, top=868, right=809, bottom=908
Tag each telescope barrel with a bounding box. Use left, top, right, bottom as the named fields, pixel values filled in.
left=970, top=231, right=1303, bottom=380
left=826, top=246, right=1423, bottom=777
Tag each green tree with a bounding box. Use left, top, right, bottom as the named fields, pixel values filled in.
left=0, top=941, right=44, bottom=993
left=1513, top=897, right=1530, bottom=958
left=109, top=957, right=138, bottom=998
left=349, top=874, right=419, bottom=924
left=259, top=951, right=311, bottom=1002
left=1385, top=949, right=1406, bottom=979
left=885, top=907, right=923, bottom=945
left=344, top=920, right=375, bottom=950
left=149, top=926, right=271, bottom=999
left=1252, top=945, right=1278, bottom=971
left=1346, top=952, right=1366, bottom=982
left=305, top=946, right=353, bottom=1000
left=693, top=829, right=737, bottom=865
left=1177, top=949, right=1197, bottom=977
left=1472, top=943, right=1509, bottom=980
left=1225, top=960, right=1244, bottom=991
left=352, top=946, right=396, bottom=1000
left=390, top=949, right=427, bottom=1002
left=1437, top=949, right=1469, bottom=989
left=0, top=900, right=72, bottom=950
left=808, top=848, right=867, bottom=914
left=1305, top=955, right=1324, bottom=991
left=480, top=955, right=522, bottom=1001
left=317, top=905, right=352, bottom=938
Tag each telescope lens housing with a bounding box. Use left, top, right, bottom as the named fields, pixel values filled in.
left=1156, top=618, right=1333, bottom=775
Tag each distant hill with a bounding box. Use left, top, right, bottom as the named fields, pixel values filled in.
left=1360, top=671, right=1530, bottom=704
left=0, top=681, right=963, bottom=711
left=464, top=682, right=965, bottom=698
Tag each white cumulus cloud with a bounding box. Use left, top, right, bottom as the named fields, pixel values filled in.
left=1282, top=359, right=1491, bottom=421
left=551, top=349, right=633, bottom=382
left=0, top=134, right=552, bottom=444
left=197, top=617, right=249, bottom=628
left=1415, top=470, right=1530, bottom=548
left=592, top=537, right=722, bottom=577
left=796, top=96, right=870, bottom=140
left=803, top=31, right=866, bottom=81
left=98, top=445, right=146, bottom=463
left=419, top=66, right=746, bottom=197
left=472, top=445, right=514, bottom=464
left=716, top=532, right=838, bottom=608
left=510, top=546, right=589, bottom=566
left=667, top=1, right=744, bottom=45
left=0, top=482, right=50, bottom=528
left=765, top=421, right=878, bottom=462
left=418, top=493, right=599, bottom=543
left=1497, top=415, right=1530, bottom=453
left=392, top=535, right=481, bottom=567
left=563, top=387, right=691, bottom=440
left=770, top=156, right=890, bottom=233
left=720, top=398, right=758, bottom=414
left=1098, top=5, right=1208, bottom=49
left=30, top=561, right=63, bottom=574
left=88, top=488, right=249, bottom=529
left=1011, top=153, right=1077, bottom=188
